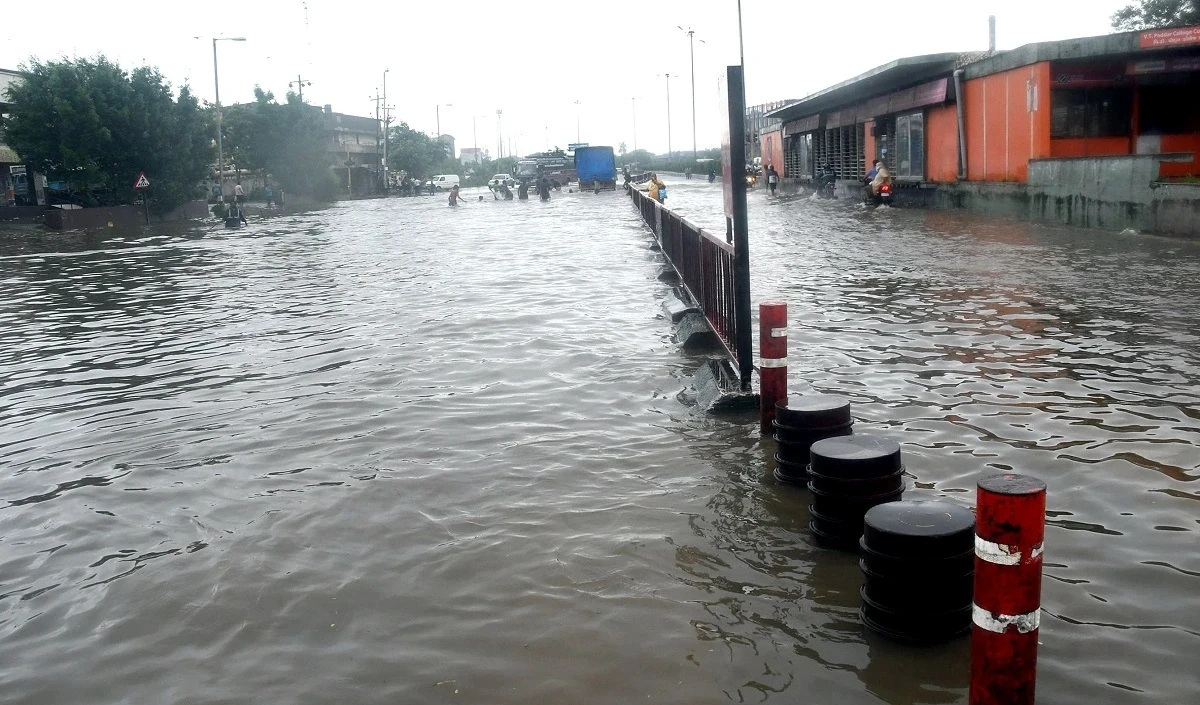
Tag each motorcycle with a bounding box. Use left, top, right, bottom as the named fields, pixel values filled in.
left=862, top=180, right=894, bottom=207
left=814, top=165, right=837, bottom=199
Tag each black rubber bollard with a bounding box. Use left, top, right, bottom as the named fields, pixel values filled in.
left=806, top=435, right=905, bottom=550
left=858, top=499, right=977, bottom=643
left=772, top=395, right=853, bottom=485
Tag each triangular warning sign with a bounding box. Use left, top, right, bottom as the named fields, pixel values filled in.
left=133, top=172, right=151, bottom=189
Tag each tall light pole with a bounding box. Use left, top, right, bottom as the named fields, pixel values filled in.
left=382, top=69, right=389, bottom=191
left=678, top=27, right=703, bottom=160
left=289, top=74, right=311, bottom=101
left=659, top=74, right=673, bottom=156
left=576, top=98, right=585, bottom=144
left=211, top=36, right=246, bottom=199
left=436, top=103, right=453, bottom=139
left=737, top=0, right=745, bottom=67
left=631, top=97, right=638, bottom=151
left=496, top=109, right=503, bottom=159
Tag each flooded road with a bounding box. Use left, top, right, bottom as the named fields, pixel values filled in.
left=0, top=183, right=1197, bottom=704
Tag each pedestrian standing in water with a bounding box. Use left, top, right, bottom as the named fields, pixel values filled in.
left=518, top=182, right=529, bottom=200
left=647, top=173, right=666, bottom=203
left=538, top=177, right=551, bottom=201
left=767, top=165, right=779, bottom=195
left=234, top=180, right=245, bottom=204
left=264, top=184, right=274, bottom=208
left=448, top=184, right=467, bottom=206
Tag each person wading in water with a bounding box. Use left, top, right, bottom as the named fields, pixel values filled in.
left=448, top=184, right=467, bottom=207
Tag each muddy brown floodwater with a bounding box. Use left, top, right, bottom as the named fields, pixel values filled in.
left=0, top=182, right=1196, bottom=704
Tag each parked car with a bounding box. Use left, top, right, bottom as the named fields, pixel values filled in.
left=488, top=173, right=515, bottom=188
left=429, top=174, right=461, bottom=191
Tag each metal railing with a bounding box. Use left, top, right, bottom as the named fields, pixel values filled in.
left=629, top=185, right=749, bottom=382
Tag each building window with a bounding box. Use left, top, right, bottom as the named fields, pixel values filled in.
left=786, top=133, right=813, bottom=178
left=893, top=111, right=924, bottom=179
left=812, top=124, right=864, bottom=179
left=1050, top=88, right=1132, bottom=139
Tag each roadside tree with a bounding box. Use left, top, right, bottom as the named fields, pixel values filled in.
left=1, top=57, right=212, bottom=211
left=1112, top=0, right=1200, bottom=29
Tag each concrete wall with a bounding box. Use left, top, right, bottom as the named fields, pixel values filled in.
left=1025, top=153, right=1196, bottom=232
left=965, top=62, right=1051, bottom=183
left=760, top=129, right=785, bottom=175
left=44, top=200, right=209, bottom=231
left=926, top=104, right=960, bottom=183
left=923, top=153, right=1200, bottom=236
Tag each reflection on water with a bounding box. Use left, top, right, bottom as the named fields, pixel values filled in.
left=0, top=185, right=1196, bottom=704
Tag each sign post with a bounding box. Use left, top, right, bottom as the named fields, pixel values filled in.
left=133, top=172, right=151, bottom=224
left=723, top=65, right=753, bottom=391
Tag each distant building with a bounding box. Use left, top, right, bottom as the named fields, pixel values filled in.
left=322, top=104, right=383, bottom=196
left=438, top=134, right=455, bottom=158
left=745, top=100, right=797, bottom=162
left=460, top=147, right=486, bottom=165
left=0, top=67, right=46, bottom=212
left=761, top=23, right=1200, bottom=235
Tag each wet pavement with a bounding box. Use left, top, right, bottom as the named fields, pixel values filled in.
left=0, top=182, right=1196, bottom=704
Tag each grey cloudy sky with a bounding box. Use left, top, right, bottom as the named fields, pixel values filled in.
left=3, top=0, right=1132, bottom=155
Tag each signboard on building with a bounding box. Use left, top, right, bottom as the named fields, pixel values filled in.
left=783, top=114, right=820, bottom=136
left=1139, top=26, right=1200, bottom=49
left=1127, top=56, right=1200, bottom=74
left=1051, top=64, right=1127, bottom=87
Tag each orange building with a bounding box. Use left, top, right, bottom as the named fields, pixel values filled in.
left=761, top=25, right=1200, bottom=234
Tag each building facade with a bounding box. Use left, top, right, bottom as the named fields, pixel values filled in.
left=763, top=26, right=1200, bottom=235
left=0, top=68, right=46, bottom=215
left=460, top=147, right=486, bottom=165
left=323, top=104, right=383, bottom=196
left=745, top=100, right=795, bottom=163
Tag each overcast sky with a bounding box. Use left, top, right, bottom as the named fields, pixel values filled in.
left=2, top=0, right=1133, bottom=156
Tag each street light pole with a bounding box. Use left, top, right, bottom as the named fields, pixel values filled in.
left=660, top=74, right=673, bottom=156
left=382, top=69, right=389, bottom=192
left=632, top=97, right=638, bottom=151
left=496, top=109, right=503, bottom=159
left=679, top=27, right=700, bottom=160
left=211, top=36, right=246, bottom=200
left=574, top=100, right=581, bottom=144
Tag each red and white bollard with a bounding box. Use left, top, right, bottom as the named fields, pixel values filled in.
left=970, top=474, right=1047, bottom=705
left=758, top=302, right=788, bottom=435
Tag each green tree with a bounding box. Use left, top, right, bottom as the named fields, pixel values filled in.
left=1, top=56, right=213, bottom=211
left=1113, top=0, right=1200, bottom=29
left=386, top=122, right=454, bottom=179
left=621, top=149, right=656, bottom=166
left=618, top=142, right=627, bottom=156
left=223, top=89, right=335, bottom=200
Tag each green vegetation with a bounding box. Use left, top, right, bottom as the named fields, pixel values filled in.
left=386, top=123, right=456, bottom=180
left=223, top=88, right=336, bottom=200
left=1, top=56, right=213, bottom=211
left=1113, top=0, right=1200, bottom=30
left=618, top=148, right=722, bottom=175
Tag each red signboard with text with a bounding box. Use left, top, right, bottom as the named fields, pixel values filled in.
left=1139, top=26, right=1200, bottom=49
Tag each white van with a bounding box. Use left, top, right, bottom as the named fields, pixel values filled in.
left=429, top=174, right=461, bottom=191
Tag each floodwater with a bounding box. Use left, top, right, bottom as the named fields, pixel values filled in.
left=0, top=182, right=1196, bottom=705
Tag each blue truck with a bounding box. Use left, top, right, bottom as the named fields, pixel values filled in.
left=573, top=146, right=617, bottom=191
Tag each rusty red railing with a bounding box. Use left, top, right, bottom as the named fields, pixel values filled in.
left=629, top=185, right=746, bottom=377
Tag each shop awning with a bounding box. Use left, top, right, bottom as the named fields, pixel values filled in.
left=765, top=53, right=962, bottom=124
